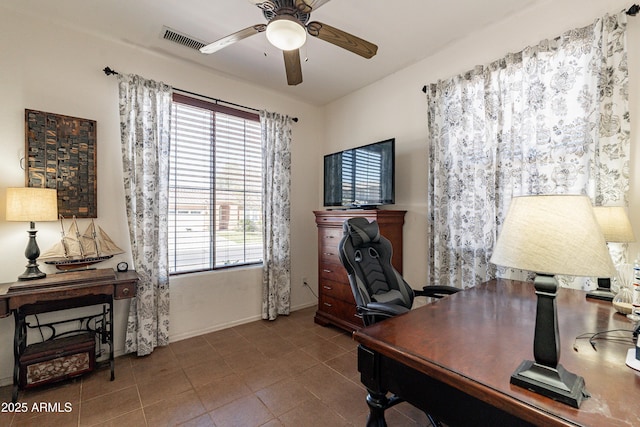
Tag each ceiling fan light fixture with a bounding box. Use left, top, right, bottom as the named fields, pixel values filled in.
left=266, top=15, right=306, bottom=51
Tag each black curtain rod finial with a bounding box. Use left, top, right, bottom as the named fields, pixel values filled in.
left=627, top=4, right=639, bottom=15
left=103, top=66, right=119, bottom=76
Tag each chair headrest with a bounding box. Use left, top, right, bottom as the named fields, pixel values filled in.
left=343, top=217, right=381, bottom=247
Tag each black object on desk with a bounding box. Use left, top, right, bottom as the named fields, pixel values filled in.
left=586, top=277, right=615, bottom=301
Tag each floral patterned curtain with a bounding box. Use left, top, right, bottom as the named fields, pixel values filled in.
left=260, top=111, right=293, bottom=320
left=118, top=74, right=172, bottom=355
left=427, top=12, right=630, bottom=290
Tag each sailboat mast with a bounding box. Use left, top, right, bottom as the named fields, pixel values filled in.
left=90, top=219, right=100, bottom=256
left=72, top=216, right=86, bottom=259
left=58, top=215, right=70, bottom=258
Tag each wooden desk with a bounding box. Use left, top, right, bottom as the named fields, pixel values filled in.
left=0, top=269, right=138, bottom=402
left=353, top=279, right=640, bottom=426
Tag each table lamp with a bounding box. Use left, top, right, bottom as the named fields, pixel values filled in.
left=490, top=195, right=614, bottom=408
left=5, top=187, right=59, bottom=281
left=587, top=206, right=636, bottom=301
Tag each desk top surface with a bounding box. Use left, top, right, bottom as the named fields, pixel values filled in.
left=353, top=279, right=640, bottom=427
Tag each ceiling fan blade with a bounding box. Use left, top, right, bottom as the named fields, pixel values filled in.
left=295, top=0, right=332, bottom=13
left=307, top=21, right=377, bottom=59
left=200, top=24, right=266, bottom=54
left=283, top=49, right=303, bottom=86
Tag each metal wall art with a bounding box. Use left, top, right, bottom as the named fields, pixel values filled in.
left=25, top=109, right=97, bottom=218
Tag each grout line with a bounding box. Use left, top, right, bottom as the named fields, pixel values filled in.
left=135, top=383, right=147, bottom=426
left=77, top=380, right=82, bottom=427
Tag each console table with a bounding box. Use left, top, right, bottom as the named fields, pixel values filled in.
left=0, top=268, right=138, bottom=402
left=354, top=279, right=640, bottom=426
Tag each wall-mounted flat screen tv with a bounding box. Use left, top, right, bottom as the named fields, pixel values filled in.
left=323, top=138, right=395, bottom=208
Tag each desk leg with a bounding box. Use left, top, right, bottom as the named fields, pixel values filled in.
left=365, top=391, right=398, bottom=427
left=359, top=345, right=439, bottom=427
left=358, top=345, right=392, bottom=427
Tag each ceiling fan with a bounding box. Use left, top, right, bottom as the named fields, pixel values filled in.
left=199, top=0, right=378, bottom=86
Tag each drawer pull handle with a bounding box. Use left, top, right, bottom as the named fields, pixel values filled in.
left=323, top=269, right=332, bottom=273
left=122, top=288, right=130, bottom=295
left=323, top=285, right=332, bottom=290
left=324, top=302, right=332, bottom=307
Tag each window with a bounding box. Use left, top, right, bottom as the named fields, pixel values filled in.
left=169, top=93, right=263, bottom=274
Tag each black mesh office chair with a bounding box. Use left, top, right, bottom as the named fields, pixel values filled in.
left=338, top=217, right=460, bottom=326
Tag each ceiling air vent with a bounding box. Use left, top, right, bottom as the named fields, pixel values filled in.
left=161, top=26, right=206, bottom=51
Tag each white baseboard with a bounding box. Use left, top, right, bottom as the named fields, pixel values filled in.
left=168, top=301, right=317, bottom=343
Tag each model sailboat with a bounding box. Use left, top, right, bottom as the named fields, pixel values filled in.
left=40, top=216, right=124, bottom=271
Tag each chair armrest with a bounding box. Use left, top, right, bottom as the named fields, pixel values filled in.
left=362, top=302, right=411, bottom=317
left=416, top=285, right=461, bottom=299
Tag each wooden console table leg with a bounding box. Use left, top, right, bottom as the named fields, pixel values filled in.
left=108, top=298, right=115, bottom=381
left=12, top=310, right=27, bottom=403
left=12, top=315, right=20, bottom=403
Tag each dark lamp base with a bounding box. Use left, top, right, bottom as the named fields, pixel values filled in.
left=586, top=288, right=615, bottom=301
left=18, top=266, right=46, bottom=281
left=18, top=225, right=47, bottom=281
left=586, top=278, right=614, bottom=301
left=510, top=360, right=589, bottom=408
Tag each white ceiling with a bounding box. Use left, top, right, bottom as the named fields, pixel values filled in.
left=4, top=0, right=544, bottom=105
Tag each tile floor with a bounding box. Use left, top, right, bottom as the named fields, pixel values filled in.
left=0, top=306, right=428, bottom=426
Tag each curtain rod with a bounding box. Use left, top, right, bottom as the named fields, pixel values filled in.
left=103, top=67, right=298, bottom=122
left=420, top=3, right=639, bottom=94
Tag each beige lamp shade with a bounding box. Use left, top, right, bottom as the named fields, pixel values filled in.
left=592, top=206, right=635, bottom=243
left=6, top=187, right=58, bottom=222
left=490, top=195, right=615, bottom=278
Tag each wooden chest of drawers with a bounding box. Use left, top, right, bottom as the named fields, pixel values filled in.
left=313, top=210, right=406, bottom=332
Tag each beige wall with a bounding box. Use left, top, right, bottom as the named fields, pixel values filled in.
left=324, top=0, right=640, bottom=289
left=0, top=7, right=323, bottom=384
